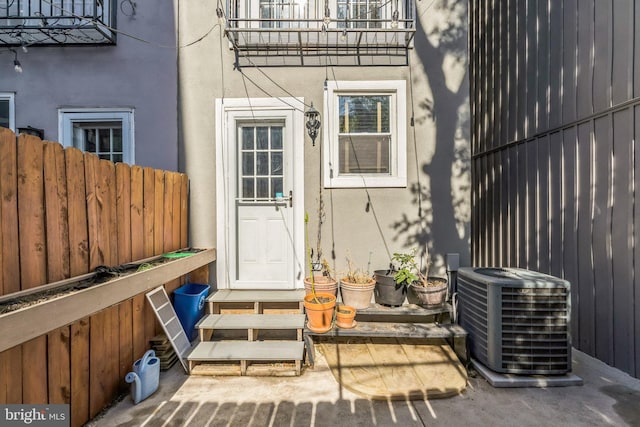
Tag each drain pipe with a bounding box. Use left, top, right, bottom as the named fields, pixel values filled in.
left=446, top=253, right=459, bottom=323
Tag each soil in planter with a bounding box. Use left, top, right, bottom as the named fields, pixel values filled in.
left=0, top=249, right=203, bottom=315
left=307, top=295, right=334, bottom=304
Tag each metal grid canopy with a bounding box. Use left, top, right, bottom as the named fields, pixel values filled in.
left=226, top=0, right=415, bottom=67
left=0, top=0, right=116, bottom=46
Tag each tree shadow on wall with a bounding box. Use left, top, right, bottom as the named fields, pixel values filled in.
left=393, top=0, right=470, bottom=267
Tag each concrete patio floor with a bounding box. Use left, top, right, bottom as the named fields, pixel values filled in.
left=87, top=348, right=640, bottom=427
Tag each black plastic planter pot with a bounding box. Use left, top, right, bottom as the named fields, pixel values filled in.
left=373, top=270, right=406, bottom=307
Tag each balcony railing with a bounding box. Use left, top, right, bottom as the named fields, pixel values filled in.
left=225, top=0, right=415, bottom=67
left=0, top=0, right=115, bottom=46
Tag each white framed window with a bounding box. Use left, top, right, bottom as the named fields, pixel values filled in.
left=0, top=93, right=16, bottom=132
left=323, top=80, right=406, bottom=188
left=58, top=108, right=134, bottom=164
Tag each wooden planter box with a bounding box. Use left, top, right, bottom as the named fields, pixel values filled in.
left=0, top=248, right=216, bottom=353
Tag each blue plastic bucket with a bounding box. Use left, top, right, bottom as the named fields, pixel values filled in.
left=173, top=283, right=210, bottom=340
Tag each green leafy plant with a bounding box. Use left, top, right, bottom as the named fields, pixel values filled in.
left=391, top=247, right=435, bottom=287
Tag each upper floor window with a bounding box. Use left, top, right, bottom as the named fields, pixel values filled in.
left=324, top=80, right=406, bottom=188
left=337, top=0, right=383, bottom=29
left=0, top=93, right=15, bottom=131
left=58, top=108, right=134, bottom=164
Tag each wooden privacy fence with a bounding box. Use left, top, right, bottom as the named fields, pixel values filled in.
left=0, top=128, right=189, bottom=426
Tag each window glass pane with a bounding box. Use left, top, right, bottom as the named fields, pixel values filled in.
left=256, top=152, right=269, bottom=175
left=271, top=127, right=282, bottom=149
left=113, top=154, right=123, bottom=163
left=257, top=127, right=269, bottom=149
left=271, top=152, right=283, bottom=175
left=242, top=152, right=254, bottom=175
left=338, top=134, right=390, bottom=174
left=242, top=127, right=254, bottom=149
left=112, top=128, right=122, bottom=151
left=271, top=178, right=283, bottom=198
left=242, top=178, right=254, bottom=198
left=84, top=129, right=97, bottom=152
left=0, top=100, right=9, bottom=128
left=99, top=129, right=111, bottom=152
left=256, top=178, right=269, bottom=198
left=339, top=95, right=390, bottom=133
left=99, top=154, right=110, bottom=160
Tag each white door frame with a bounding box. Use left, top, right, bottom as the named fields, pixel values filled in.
left=215, top=97, right=306, bottom=290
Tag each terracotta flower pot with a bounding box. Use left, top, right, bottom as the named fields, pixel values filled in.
left=335, top=305, right=357, bottom=328
left=303, top=292, right=336, bottom=333
left=339, top=277, right=376, bottom=310
left=304, top=275, right=338, bottom=297
left=409, top=278, right=448, bottom=307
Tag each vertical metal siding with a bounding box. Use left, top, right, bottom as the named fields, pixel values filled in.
left=470, top=0, right=639, bottom=378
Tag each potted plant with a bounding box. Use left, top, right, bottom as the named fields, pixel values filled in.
left=393, top=248, right=448, bottom=308
left=335, top=304, right=357, bottom=328
left=303, top=213, right=336, bottom=333
left=304, top=258, right=338, bottom=297
left=373, top=254, right=410, bottom=307
left=339, top=257, right=376, bottom=310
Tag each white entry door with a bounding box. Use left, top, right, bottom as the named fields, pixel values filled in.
left=216, top=99, right=305, bottom=290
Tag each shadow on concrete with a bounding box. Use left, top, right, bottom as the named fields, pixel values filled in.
left=114, top=397, right=430, bottom=426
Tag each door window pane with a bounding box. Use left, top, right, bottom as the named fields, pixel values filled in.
left=257, top=127, right=269, bottom=149
left=271, top=127, right=282, bottom=149
left=242, top=152, right=254, bottom=175
left=256, top=178, right=269, bottom=198
left=242, top=178, right=255, bottom=198
left=271, top=178, right=283, bottom=197
left=256, top=152, right=269, bottom=175
left=271, top=152, right=283, bottom=175
left=239, top=124, right=285, bottom=200
left=242, top=128, right=255, bottom=149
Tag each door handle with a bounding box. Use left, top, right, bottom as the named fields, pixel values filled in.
left=289, top=190, right=293, bottom=208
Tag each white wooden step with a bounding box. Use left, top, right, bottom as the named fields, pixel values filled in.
left=188, top=341, right=304, bottom=361
left=186, top=341, right=304, bottom=375
left=207, top=289, right=305, bottom=315
left=207, top=289, right=305, bottom=303
left=196, top=314, right=305, bottom=330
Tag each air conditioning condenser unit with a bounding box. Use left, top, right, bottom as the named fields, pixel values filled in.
left=457, top=267, right=571, bottom=375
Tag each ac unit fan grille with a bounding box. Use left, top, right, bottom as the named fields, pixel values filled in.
left=501, top=286, right=570, bottom=373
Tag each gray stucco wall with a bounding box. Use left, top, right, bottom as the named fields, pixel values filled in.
left=178, top=1, right=470, bottom=280
left=1, top=2, right=178, bottom=171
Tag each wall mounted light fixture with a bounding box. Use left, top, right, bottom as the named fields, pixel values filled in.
left=305, top=102, right=321, bottom=146
left=9, top=48, right=22, bottom=73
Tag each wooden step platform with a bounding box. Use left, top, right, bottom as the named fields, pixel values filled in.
left=355, top=303, right=452, bottom=323
left=196, top=313, right=305, bottom=341
left=304, top=322, right=468, bottom=366
left=187, top=341, right=305, bottom=376
left=318, top=337, right=467, bottom=400
left=207, top=289, right=305, bottom=314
